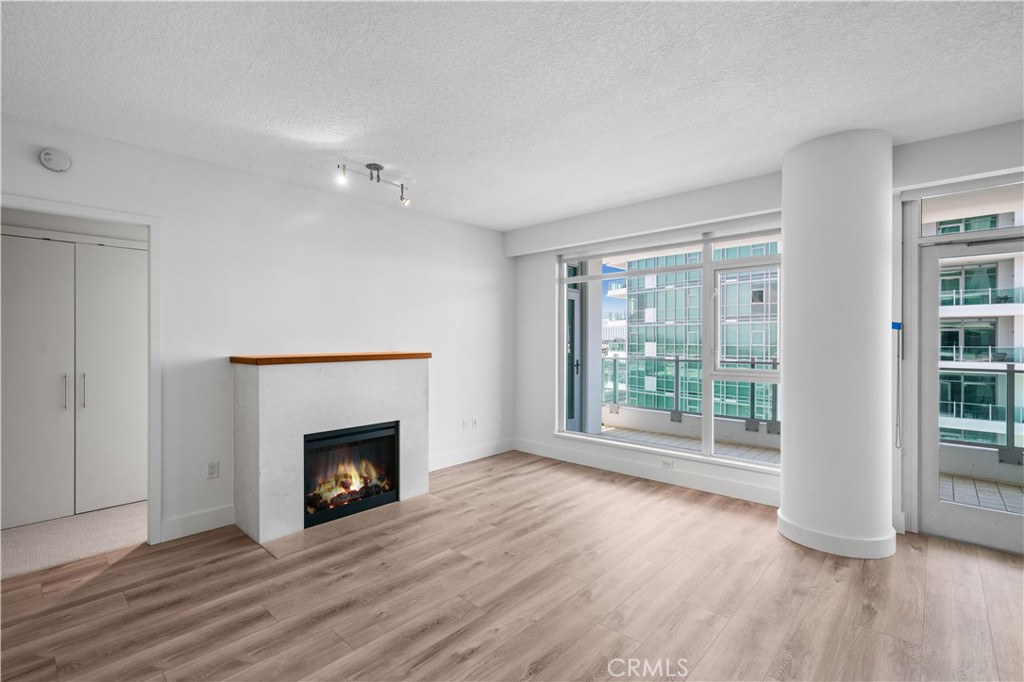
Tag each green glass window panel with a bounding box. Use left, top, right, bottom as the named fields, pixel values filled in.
left=936, top=215, right=999, bottom=235
left=965, top=266, right=997, bottom=290
left=965, top=215, right=999, bottom=232
left=566, top=263, right=579, bottom=290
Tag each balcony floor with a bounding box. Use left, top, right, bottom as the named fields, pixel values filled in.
left=939, top=473, right=1024, bottom=515
left=600, top=426, right=781, bottom=465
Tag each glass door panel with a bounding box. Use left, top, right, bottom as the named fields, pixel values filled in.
left=565, top=289, right=581, bottom=432
left=920, top=239, right=1024, bottom=553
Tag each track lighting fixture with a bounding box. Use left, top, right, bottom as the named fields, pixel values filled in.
left=333, top=161, right=411, bottom=207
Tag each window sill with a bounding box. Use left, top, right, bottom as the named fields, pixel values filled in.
left=552, top=430, right=781, bottom=476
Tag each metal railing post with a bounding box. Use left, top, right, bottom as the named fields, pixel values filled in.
left=748, top=359, right=756, bottom=420
left=674, top=358, right=680, bottom=411
left=613, top=358, right=619, bottom=404
left=1005, top=363, right=1015, bottom=448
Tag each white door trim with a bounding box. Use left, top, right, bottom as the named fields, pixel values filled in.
left=1, top=193, right=163, bottom=545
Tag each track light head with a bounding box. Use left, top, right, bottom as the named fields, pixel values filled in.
left=400, top=183, right=410, bottom=206
left=335, top=164, right=348, bottom=185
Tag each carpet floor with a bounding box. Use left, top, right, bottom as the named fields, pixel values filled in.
left=1, top=502, right=147, bottom=579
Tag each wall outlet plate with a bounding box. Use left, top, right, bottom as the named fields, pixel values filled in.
left=207, top=461, right=219, bottom=479
left=661, top=459, right=674, bottom=469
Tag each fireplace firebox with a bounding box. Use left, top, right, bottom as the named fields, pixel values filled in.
left=304, top=421, right=399, bottom=528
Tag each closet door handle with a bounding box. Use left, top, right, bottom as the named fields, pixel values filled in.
left=82, top=372, right=87, bottom=408
left=63, top=374, right=69, bottom=411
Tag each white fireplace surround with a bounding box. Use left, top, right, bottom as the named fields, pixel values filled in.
left=232, top=354, right=430, bottom=544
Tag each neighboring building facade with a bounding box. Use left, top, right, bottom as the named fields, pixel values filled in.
left=602, top=242, right=780, bottom=421
left=934, top=213, right=1023, bottom=446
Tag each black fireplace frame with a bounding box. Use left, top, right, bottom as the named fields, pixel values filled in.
left=303, top=420, right=399, bottom=529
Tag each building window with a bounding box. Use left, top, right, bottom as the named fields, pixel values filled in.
left=921, top=181, right=1023, bottom=237
left=937, top=214, right=999, bottom=234
left=939, top=372, right=1008, bottom=446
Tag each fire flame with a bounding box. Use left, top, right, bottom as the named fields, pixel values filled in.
left=311, top=457, right=389, bottom=506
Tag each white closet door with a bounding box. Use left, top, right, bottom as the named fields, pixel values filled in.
left=2, top=235, right=76, bottom=528
left=75, top=243, right=148, bottom=513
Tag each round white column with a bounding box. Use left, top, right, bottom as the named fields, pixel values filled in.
left=778, top=130, right=896, bottom=559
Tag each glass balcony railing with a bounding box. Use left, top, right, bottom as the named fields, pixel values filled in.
left=940, top=346, right=1024, bottom=363
left=601, top=356, right=779, bottom=423
left=938, top=365, right=1023, bottom=448
left=718, top=358, right=779, bottom=371
left=602, top=356, right=629, bottom=405
left=939, top=401, right=1019, bottom=422
left=940, top=287, right=1024, bottom=306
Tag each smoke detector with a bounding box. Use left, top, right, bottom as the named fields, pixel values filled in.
left=39, top=148, right=72, bottom=173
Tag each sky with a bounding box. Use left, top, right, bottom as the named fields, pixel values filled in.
left=603, top=263, right=626, bottom=318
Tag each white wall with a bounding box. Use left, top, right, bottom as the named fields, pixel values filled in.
left=505, top=173, right=782, bottom=258
left=1, top=115, right=516, bottom=541
left=892, top=121, right=1024, bottom=192
left=509, top=121, right=1024, bottom=258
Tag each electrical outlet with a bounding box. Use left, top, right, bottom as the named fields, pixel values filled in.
left=462, top=418, right=469, bottom=431
left=661, top=459, right=674, bottom=469
left=207, top=461, right=219, bottom=479
left=472, top=417, right=479, bottom=429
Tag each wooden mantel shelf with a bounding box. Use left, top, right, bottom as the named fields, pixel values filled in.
left=229, top=351, right=432, bottom=366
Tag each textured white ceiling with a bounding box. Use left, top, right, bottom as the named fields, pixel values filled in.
left=2, top=2, right=1021, bottom=231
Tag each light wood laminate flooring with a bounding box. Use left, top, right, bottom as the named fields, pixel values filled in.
left=2, top=451, right=1021, bottom=681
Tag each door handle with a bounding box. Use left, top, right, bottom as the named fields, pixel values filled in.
left=574, top=359, right=581, bottom=376
left=63, top=374, right=68, bottom=411
left=82, top=372, right=86, bottom=408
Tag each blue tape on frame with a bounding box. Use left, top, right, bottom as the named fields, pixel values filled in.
left=892, top=322, right=903, bottom=330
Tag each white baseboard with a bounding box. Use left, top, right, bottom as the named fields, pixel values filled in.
left=892, top=510, right=906, bottom=535
left=157, top=440, right=514, bottom=544
left=159, top=504, right=235, bottom=543
left=777, top=509, right=896, bottom=559
left=430, top=439, right=515, bottom=472
left=513, top=437, right=780, bottom=507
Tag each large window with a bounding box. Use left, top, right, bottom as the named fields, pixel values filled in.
left=561, top=232, right=782, bottom=467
